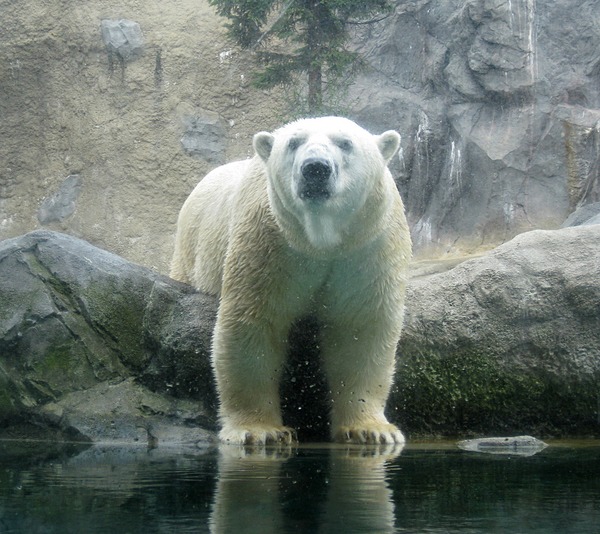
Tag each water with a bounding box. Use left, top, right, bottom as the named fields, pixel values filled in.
left=0, top=440, right=598, bottom=533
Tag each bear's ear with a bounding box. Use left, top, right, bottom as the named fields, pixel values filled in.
left=253, top=132, right=275, bottom=162
left=376, top=130, right=401, bottom=162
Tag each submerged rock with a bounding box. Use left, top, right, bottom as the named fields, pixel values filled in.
left=458, top=436, right=548, bottom=456
left=40, top=378, right=214, bottom=447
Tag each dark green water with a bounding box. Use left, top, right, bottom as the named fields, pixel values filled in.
left=0, top=440, right=598, bottom=533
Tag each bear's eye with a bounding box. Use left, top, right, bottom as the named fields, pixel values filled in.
left=334, top=137, right=353, bottom=152
left=288, top=137, right=305, bottom=151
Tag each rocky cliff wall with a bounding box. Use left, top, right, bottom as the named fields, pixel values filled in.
left=1, top=0, right=599, bottom=268
left=351, top=0, right=600, bottom=256
left=0, top=0, right=284, bottom=272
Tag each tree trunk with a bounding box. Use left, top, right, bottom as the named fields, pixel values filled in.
left=308, top=65, right=322, bottom=114
left=305, top=0, right=325, bottom=114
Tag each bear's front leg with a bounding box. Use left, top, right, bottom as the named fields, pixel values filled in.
left=322, top=321, right=405, bottom=445
left=212, top=314, right=296, bottom=446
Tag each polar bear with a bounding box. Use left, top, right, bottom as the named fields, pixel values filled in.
left=171, top=117, right=411, bottom=445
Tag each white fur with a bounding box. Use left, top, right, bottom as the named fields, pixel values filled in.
left=171, top=117, right=411, bottom=445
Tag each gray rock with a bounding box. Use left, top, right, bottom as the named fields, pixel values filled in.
left=180, top=111, right=228, bottom=164
left=1, top=229, right=599, bottom=442
left=394, top=224, right=600, bottom=435
left=562, top=202, right=600, bottom=227
left=585, top=214, right=600, bottom=226
left=466, top=0, right=535, bottom=95
left=351, top=0, right=600, bottom=259
left=0, top=230, right=218, bottom=444
left=100, top=20, right=144, bottom=61
left=38, top=174, right=83, bottom=224
left=408, top=224, right=600, bottom=379
left=40, top=378, right=214, bottom=447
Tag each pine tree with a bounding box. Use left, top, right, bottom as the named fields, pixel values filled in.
left=208, top=0, right=394, bottom=114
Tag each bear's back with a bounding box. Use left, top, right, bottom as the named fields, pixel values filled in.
left=170, top=159, right=251, bottom=294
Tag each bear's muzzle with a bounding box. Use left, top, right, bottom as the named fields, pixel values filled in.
left=299, top=157, right=334, bottom=200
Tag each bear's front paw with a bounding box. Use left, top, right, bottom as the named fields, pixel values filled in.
left=219, top=424, right=297, bottom=446
left=334, top=423, right=405, bottom=445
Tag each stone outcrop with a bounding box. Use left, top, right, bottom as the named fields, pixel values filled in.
left=562, top=202, right=600, bottom=228
left=0, top=230, right=217, bottom=445
left=395, top=224, right=600, bottom=435
left=1, top=229, right=598, bottom=442
left=101, top=19, right=145, bottom=62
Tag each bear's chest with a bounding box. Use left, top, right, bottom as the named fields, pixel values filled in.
left=282, top=245, right=380, bottom=315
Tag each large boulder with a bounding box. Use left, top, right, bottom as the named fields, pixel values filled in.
left=1, top=229, right=599, bottom=441
left=395, top=224, right=600, bottom=435
left=0, top=230, right=218, bottom=445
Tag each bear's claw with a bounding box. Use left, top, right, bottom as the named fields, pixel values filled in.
left=220, top=425, right=297, bottom=446
left=334, top=424, right=405, bottom=445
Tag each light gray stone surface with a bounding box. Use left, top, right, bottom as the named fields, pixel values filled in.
left=101, top=19, right=144, bottom=61
left=37, top=174, right=83, bottom=224
left=351, top=0, right=600, bottom=257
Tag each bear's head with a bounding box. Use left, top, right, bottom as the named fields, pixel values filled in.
left=253, top=117, right=401, bottom=252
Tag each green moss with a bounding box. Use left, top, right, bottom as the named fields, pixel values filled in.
left=32, top=338, right=97, bottom=397
left=39, top=345, right=73, bottom=373
left=0, top=385, right=16, bottom=419
left=391, top=344, right=600, bottom=437
left=82, top=279, right=147, bottom=371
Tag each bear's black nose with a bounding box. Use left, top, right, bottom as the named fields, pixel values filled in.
left=300, top=158, right=332, bottom=200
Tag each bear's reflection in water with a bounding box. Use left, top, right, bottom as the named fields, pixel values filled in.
left=210, top=443, right=403, bottom=533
